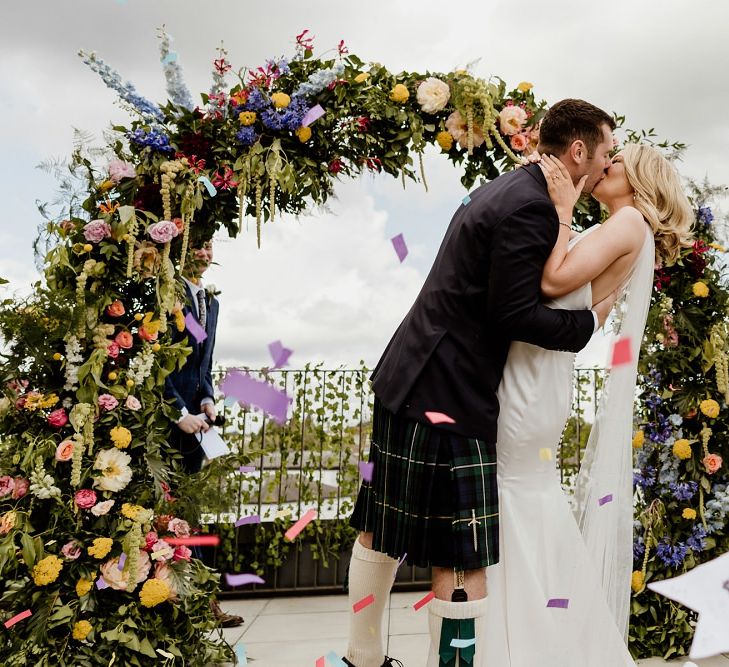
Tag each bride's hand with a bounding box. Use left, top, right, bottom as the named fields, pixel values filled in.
left=539, top=154, right=588, bottom=223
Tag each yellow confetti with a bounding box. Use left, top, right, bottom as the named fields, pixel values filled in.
left=539, top=448, right=553, bottom=461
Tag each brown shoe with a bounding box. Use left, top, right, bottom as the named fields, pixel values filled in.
left=211, top=599, right=244, bottom=628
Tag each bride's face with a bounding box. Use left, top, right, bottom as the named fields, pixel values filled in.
left=592, top=153, right=634, bottom=203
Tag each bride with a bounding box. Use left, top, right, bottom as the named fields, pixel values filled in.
left=483, top=145, right=693, bottom=666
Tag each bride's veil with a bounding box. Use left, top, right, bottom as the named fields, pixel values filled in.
left=572, top=226, right=655, bottom=639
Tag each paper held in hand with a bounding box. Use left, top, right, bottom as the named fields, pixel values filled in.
left=196, top=416, right=230, bottom=460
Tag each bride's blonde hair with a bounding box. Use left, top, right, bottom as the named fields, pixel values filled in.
left=621, top=143, right=694, bottom=265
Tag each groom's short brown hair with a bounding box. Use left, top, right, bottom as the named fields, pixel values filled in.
left=538, top=99, right=615, bottom=158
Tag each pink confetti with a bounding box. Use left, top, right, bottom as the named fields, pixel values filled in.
left=225, top=573, right=265, bottom=587
left=118, top=553, right=127, bottom=570
left=268, top=340, right=293, bottom=368
left=424, top=411, right=456, bottom=425
left=165, top=535, right=220, bottom=546
left=219, top=369, right=292, bottom=424
left=301, top=104, right=325, bottom=127
left=391, top=233, right=408, bottom=263
left=284, top=509, right=317, bottom=541
left=598, top=494, right=613, bottom=506
left=610, top=336, right=632, bottom=367
left=353, top=593, right=375, bottom=613
left=184, top=312, right=208, bottom=343
left=316, top=658, right=325, bottom=667
left=235, top=515, right=261, bottom=527
left=413, top=591, right=435, bottom=611
left=547, top=598, right=569, bottom=609
left=4, top=609, right=32, bottom=629
left=358, top=461, right=374, bottom=482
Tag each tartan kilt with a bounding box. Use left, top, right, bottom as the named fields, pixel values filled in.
left=350, top=397, right=499, bottom=570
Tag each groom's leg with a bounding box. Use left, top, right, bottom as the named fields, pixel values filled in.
left=345, top=532, right=398, bottom=667
left=432, top=566, right=487, bottom=600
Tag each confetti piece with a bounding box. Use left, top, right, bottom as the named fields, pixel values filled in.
left=285, top=509, right=317, bottom=541
left=325, top=652, right=347, bottom=667
left=391, top=233, right=408, bottom=263
left=413, top=591, right=436, bottom=611
left=224, top=395, right=238, bottom=408
left=462, top=195, right=471, bottom=206
left=184, top=312, right=208, bottom=343
left=358, top=461, right=374, bottom=482
left=219, top=368, right=292, bottom=424
left=610, top=336, right=633, bottom=367
left=268, top=340, right=293, bottom=368
left=235, top=515, right=261, bottom=527
left=162, top=52, right=178, bottom=64
left=226, top=573, right=265, bottom=587
left=353, top=594, right=375, bottom=613
left=424, top=411, right=456, bottom=425
left=539, top=448, right=553, bottom=461
left=238, top=465, right=256, bottom=473
left=4, top=609, right=32, bottom=629
left=451, top=638, right=476, bottom=648
left=598, top=494, right=614, bottom=506
left=302, top=104, right=326, bottom=127
left=275, top=507, right=292, bottom=520
left=198, top=175, right=217, bottom=197
left=546, top=598, right=569, bottom=609
left=165, top=535, right=220, bottom=547
left=118, top=553, right=127, bottom=570
left=96, top=577, right=109, bottom=590
left=316, top=657, right=326, bottom=667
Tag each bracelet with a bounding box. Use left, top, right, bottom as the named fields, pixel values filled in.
left=559, top=222, right=572, bottom=230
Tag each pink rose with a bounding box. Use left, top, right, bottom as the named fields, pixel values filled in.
left=83, top=219, right=112, bottom=244
left=510, top=133, right=528, bottom=152
left=172, top=545, right=192, bottom=562
left=74, top=489, right=98, bottom=509
left=703, top=453, right=723, bottom=475
left=144, top=531, right=159, bottom=551
left=61, top=541, right=82, bottom=560
left=0, top=476, right=15, bottom=498
left=125, top=395, right=141, bottom=411
left=115, top=331, right=133, bottom=349
left=107, top=341, right=120, bottom=359
left=108, top=159, right=137, bottom=184
left=499, top=105, right=528, bottom=136
left=167, top=518, right=190, bottom=537
left=151, top=539, right=174, bottom=562
left=147, top=221, right=180, bottom=244
left=91, top=499, right=115, bottom=516
left=98, top=394, right=119, bottom=411
left=47, top=408, right=68, bottom=428
left=55, top=440, right=75, bottom=462
left=12, top=477, right=29, bottom=500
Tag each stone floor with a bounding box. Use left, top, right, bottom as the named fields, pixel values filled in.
left=217, top=592, right=729, bottom=666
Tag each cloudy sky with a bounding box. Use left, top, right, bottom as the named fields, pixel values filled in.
left=1, top=0, right=728, bottom=369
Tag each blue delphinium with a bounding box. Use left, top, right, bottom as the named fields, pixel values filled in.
left=261, top=108, right=285, bottom=131
left=687, top=524, right=707, bottom=553
left=697, top=205, right=714, bottom=225
left=236, top=127, right=259, bottom=147
left=656, top=539, right=688, bottom=568
left=669, top=481, right=698, bottom=501
left=127, top=128, right=174, bottom=154
left=704, top=483, right=729, bottom=534
left=158, top=28, right=194, bottom=111
left=645, top=394, right=663, bottom=410
left=645, top=413, right=672, bottom=444
left=667, top=413, right=683, bottom=427
left=245, top=88, right=270, bottom=112
left=633, top=536, right=645, bottom=562
left=634, top=466, right=657, bottom=489
left=293, top=62, right=345, bottom=98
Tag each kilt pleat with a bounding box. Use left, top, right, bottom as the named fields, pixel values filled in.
left=350, top=398, right=499, bottom=570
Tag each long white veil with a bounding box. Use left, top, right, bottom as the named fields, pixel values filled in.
left=573, top=226, right=655, bottom=639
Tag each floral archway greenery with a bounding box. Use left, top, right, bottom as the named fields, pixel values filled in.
left=0, top=27, right=725, bottom=664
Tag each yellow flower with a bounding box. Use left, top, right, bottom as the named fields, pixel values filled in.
left=134, top=313, right=144, bottom=321
left=238, top=111, right=257, bottom=126
left=88, top=537, right=113, bottom=560
left=83, top=244, right=93, bottom=253
left=98, top=180, right=115, bottom=193
left=139, top=578, right=171, bottom=607
left=121, top=503, right=144, bottom=520
left=632, top=430, right=645, bottom=449
left=76, top=578, right=93, bottom=597
left=700, top=398, right=720, bottom=418
left=389, top=83, right=410, bottom=103
left=692, top=281, right=709, bottom=298
left=709, top=242, right=726, bottom=252
left=151, top=343, right=161, bottom=352
left=108, top=372, right=118, bottom=382
left=40, top=393, right=59, bottom=409
left=32, top=555, right=63, bottom=586
left=436, top=131, right=454, bottom=152
left=672, top=439, right=692, bottom=460
left=517, top=81, right=533, bottom=92
left=682, top=508, right=697, bottom=520
left=354, top=72, right=370, bottom=83
left=110, top=426, right=132, bottom=449
left=53, top=353, right=63, bottom=361
left=172, top=308, right=186, bottom=333
left=72, top=620, right=93, bottom=641
left=631, top=570, right=644, bottom=593
left=271, top=92, right=291, bottom=109
left=296, top=126, right=312, bottom=143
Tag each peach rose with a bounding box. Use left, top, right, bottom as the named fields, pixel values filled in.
left=0, top=511, right=16, bottom=536
left=499, top=105, right=528, bottom=136
left=703, top=453, right=723, bottom=474
left=510, top=133, right=528, bottom=152
left=100, top=550, right=151, bottom=590
left=106, top=301, right=125, bottom=317
left=55, top=440, right=75, bottom=462
left=444, top=111, right=485, bottom=150
left=115, top=331, right=133, bottom=349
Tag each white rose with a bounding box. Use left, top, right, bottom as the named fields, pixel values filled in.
left=91, top=499, right=116, bottom=516
left=499, top=106, right=528, bottom=136
left=92, top=448, right=133, bottom=493
left=416, top=77, right=451, bottom=114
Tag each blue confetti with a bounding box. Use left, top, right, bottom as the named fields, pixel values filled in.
left=462, top=194, right=471, bottom=206
left=162, top=52, right=178, bottom=64
left=235, top=644, right=247, bottom=664
left=450, top=638, right=476, bottom=648
left=326, top=652, right=347, bottom=667
left=198, top=176, right=217, bottom=197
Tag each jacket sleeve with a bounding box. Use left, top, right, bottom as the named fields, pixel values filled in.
left=200, top=299, right=217, bottom=401
left=486, top=199, right=594, bottom=352
left=164, top=375, right=186, bottom=413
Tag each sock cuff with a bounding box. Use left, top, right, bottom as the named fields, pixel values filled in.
left=428, top=595, right=488, bottom=620
left=352, top=537, right=398, bottom=565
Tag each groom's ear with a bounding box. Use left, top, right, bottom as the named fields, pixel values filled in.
left=568, top=139, right=588, bottom=166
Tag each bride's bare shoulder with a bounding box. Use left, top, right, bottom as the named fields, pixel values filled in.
left=602, top=205, right=647, bottom=244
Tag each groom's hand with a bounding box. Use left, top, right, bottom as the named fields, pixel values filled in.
left=593, top=287, right=620, bottom=329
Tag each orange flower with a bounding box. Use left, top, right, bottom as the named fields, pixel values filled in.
left=106, top=301, right=125, bottom=317
left=99, top=200, right=120, bottom=215
left=138, top=312, right=161, bottom=342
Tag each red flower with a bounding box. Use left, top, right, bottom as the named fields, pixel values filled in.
left=144, top=531, right=159, bottom=551
left=654, top=268, right=671, bottom=291
left=213, top=58, right=231, bottom=75
left=172, top=218, right=184, bottom=234
left=337, top=39, right=349, bottom=56
left=365, top=157, right=382, bottom=172
left=355, top=116, right=371, bottom=133
left=296, top=29, right=315, bottom=51
left=47, top=408, right=68, bottom=428
left=173, top=545, right=192, bottom=562
left=74, top=489, right=97, bottom=509
left=212, top=166, right=239, bottom=191
left=328, top=158, right=344, bottom=174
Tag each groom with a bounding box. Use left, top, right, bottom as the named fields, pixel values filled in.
left=344, top=99, right=618, bottom=667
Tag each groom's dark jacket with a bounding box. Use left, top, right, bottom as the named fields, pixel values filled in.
left=372, top=164, right=594, bottom=442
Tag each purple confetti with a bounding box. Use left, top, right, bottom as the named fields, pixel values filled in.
left=118, top=553, right=127, bottom=571
left=235, top=515, right=262, bottom=527
left=393, top=552, right=408, bottom=580
left=225, top=573, right=265, bottom=587
left=268, top=340, right=293, bottom=368
left=301, top=104, right=325, bottom=127
left=219, top=369, right=292, bottom=423
left=546, top=598, right=569, bottom=609
left=391, top=233, right=408, bottom=263
left=96, top=577, right=109, bottom=590
left=598, top=494, right=614, bottom=506
left=184, top=312, right=207, bottom=343
left=238, top=465, right=256, bottom=473
left=358, top=461, right=374, bottom=482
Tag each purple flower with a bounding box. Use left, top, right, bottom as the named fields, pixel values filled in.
left=656, top=539, right=688, bottom=568
left=634, top=466, right=657, bottom=489
left=128, top=128, right=174, bottom=154
left=236, top=127, right=259, bottom=147
left=645, top=414, right=672, bottom=444
left=697, top=205, right=714, bottom=225
left=669, top=481, right=698, bottom=501
left=633, top=536, right=645, bottom=562
left=83, top=220, right=112, bottom=244
left=645, top=394, right=663, bottom=410
left=108, top=159, right=137, bottom=184
left=687, top=525, right=707, bottom=553
left=245, top=88, right=269, bottom=112
left=261, top=107, right=285, bottom=131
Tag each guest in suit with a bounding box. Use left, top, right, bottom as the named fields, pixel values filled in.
left=164, top=239, right=243, bottom=629
left=343, top=100, right=619, bottom=667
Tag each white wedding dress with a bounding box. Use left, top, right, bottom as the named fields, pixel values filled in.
left=482, top=225, right=653, bottom=667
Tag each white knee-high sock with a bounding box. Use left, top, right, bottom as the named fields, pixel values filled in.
left=426, top=596, right=488, bottom=667
left=345, top=539, right=399, bottom=667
